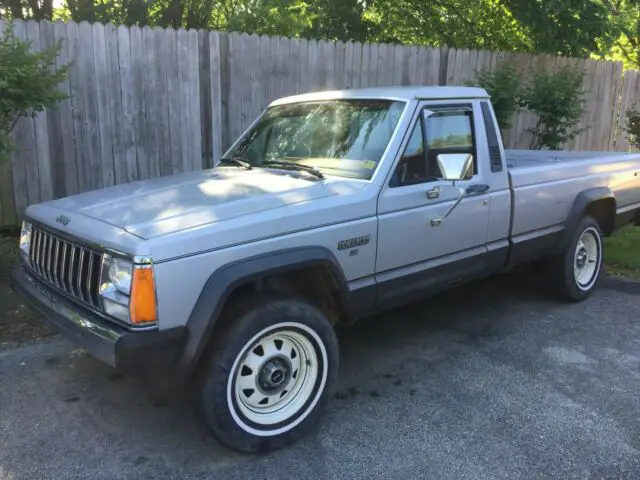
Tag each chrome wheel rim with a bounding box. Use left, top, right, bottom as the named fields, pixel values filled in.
left=574, top=227, right=601, bottom=290
left=227, top=322, right=327, bottom=436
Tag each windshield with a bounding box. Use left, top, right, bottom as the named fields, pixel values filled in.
left=225, top=99, right=407, bottom=180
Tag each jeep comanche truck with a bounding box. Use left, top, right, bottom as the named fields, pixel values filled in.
left=11, top=86, right=640, bottom=453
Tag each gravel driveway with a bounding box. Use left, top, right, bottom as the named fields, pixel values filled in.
left=1, top=273, right=640, bottom=480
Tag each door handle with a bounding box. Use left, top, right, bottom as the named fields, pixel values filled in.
left=465, top=184, right=490, bottom=196
left=426, top=186, right=440, bottom=199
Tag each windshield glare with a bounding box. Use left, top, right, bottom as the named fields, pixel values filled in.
left=228, top=99, right=406, bottom=179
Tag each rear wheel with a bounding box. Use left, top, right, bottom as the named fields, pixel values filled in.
left=545, top=215, right=604, bottom=301
left=197, top=293, right=339, bottom=453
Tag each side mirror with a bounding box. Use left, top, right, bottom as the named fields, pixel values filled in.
left=436, top=153, right=473, bottom=181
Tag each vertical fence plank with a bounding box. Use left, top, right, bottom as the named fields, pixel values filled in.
left=288, top=38, right=300, bottom=95
left=156, top=27, right=173, bottom=176
left=0, top=20, right=18, bottom=225
left=351, top=42, right=362, bottom=89
left=367, top=43, right=378, bottom=86
left=245, top=34, right=261, bottom=123
left=116, top=24, right=137, bottom=183
left=227, top=32, right=242, bottom=143
left=188, top=29, right=202, bottom=171
left=26, top=21, right=54, bottom=202
left=297, top=38, right=309, bottom=93
left=376, top=43, right=387, bottom=86
left=606, top=62, right=624, bottom=151
left=130, top=25, right=148, bottom=179
left=165, top=27, right=183, bottom=174
left=177, top=29, right=192, bottom=172
left=321, top=40, right=336, bottom=90
left=277, top=37, right=291, bottom=96
left=239, top=33, right=254, bottom=136
left=268, top=36, right=281, bottom=100
left=53, top=21, right=78, bottom=197
left=334, top=41, right=346, bottom=89
left=142, top=26, right=159, bottom=178
left=92, top=22, right=113, bottom=188
left=359, top=43, right=371, bottom=87
left=198, top=29, right=212, bottom=168
left=392, top=44, right=404, bottom=85
left=68, top=21, right=90, bottom=193
left=39, top=20, right=65, bottom=200
left=209, top=32, right=223, bottom=163
left=344, top=42, right=354, bottom=89
left=12, top=21, right=40, bottom=207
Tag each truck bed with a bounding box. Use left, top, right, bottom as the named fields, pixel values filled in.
left=504, top=149, right=640, bottom=237
left=505, top=149, right=635, bottom=169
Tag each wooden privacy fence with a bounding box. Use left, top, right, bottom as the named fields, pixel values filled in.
left=1, top=19, right=639, bottom=228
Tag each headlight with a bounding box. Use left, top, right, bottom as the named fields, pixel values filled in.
left=19, top=221, right=32, bottom=264
left=99, top=254, right=157, bottom=326
left=107, top=257, right=133, bottom=295
left=99, top=255, right=133, bottom=322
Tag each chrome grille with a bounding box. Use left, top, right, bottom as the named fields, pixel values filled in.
left=28, top=226, right=103, bottom=309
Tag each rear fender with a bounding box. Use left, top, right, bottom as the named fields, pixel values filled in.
left=555, top=187, right=615, bottom=253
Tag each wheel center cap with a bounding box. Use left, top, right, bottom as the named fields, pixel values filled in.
left=576, top=248, right=587, bottom=268
left=258, top=356, right=292, bottom=394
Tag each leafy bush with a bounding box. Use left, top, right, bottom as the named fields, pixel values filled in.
left=624, top=104, right=640, bottom=150
left=519, top=66, right=587, bottom=150
left=471, top=60, right=522, bottom=131
left=0, top=22, right=70, bottom=162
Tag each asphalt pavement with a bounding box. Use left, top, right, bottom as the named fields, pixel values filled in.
left=1, top=272, right=640, bottom=480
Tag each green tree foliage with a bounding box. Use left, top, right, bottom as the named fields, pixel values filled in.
left=503, top=0, right=619, bottom=58
left=624, top=104, right=640, bottom=150
left=0, top=22, right=69, bottom=162
left=469, top=60, right=522, bottom=131
left=600, top=0, right=640, bottom=70
left=519, top=67, right=587, bottom=150
left=1, top=0, right=637, bottom=69
left=368, top=0, right=530, bottom=50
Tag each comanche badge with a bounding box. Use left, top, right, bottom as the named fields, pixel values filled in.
left=337, top=235, right=370, bottom=251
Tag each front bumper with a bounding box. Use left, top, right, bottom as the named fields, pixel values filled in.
left=10, top=265, right=186, bottom=378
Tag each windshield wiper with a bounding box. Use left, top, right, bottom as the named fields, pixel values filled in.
left=261, top=160, right=324, bottom=179
left=218, top=155, right=252, bottom=170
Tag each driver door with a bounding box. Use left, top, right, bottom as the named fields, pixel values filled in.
left=375, top=102, right=491, bottom=306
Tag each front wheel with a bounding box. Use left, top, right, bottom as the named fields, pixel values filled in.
left=197, top=293, right=339, bottom=453
left=545, top=215, right=604, bottom=301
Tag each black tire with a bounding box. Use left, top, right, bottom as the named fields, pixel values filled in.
left=545, top=215, right=604, bottom=302
left=196, top=292, right=339, bottom=453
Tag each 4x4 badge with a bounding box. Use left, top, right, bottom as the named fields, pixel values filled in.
left=56, top=214, right=71, bottom=226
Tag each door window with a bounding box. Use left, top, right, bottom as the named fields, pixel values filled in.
left=425, top=110, right=477, bottom=179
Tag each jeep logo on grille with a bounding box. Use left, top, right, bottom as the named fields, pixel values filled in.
left=55, top=214, right=71, bottom=226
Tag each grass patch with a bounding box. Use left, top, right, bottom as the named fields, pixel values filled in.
left=604, top=225, right=640, bottom=279
left=0, top=231, right=56, bottom=348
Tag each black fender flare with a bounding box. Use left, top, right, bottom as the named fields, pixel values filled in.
left=175, top=246, right=353, bottom=376
left=555, top=187, right=616, bottom=253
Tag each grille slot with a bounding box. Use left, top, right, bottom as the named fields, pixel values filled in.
left=28, top=226, right=103, bottom=309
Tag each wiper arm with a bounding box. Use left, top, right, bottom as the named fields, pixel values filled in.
left=261, top=160, right=324, bottom=179
left=218, top=155, right=252, bottom=170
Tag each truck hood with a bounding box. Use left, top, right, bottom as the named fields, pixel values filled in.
left=47, top=168, right=342, bottom=239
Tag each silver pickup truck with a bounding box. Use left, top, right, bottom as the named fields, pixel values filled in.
left=10, top=86, right=640, bottom=453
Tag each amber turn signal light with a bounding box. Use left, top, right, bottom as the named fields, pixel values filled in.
left=129, top=266, right=157, bottom=324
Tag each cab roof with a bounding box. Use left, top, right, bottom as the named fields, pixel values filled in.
left=269, top=86, right=490, bottom=107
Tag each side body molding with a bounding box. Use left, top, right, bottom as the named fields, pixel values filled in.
left=176, top=246, right=353, bottom=375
